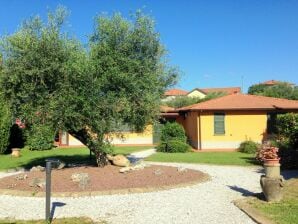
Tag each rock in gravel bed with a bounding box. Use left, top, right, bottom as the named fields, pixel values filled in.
left=29, top=178, right=46, bottom=188
left=30, top=166, right=45, bottom=172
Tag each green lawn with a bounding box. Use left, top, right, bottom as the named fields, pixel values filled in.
left=248, top=178, right=298, bottom=224
left=146, top=151, right=259, bottom=166
left=0, top=146, right=152, bottom=171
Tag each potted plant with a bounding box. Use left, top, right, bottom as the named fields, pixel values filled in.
left=256, top=143, right=280, bottom=178
left=257, top=142, right=284, bottom=202
left=256, top=144, right=279, bottom=164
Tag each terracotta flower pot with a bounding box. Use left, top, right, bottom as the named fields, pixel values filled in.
left=264, top=158, right=280, bottom=165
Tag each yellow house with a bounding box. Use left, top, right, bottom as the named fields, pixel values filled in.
left=187, top=87, right=241, bottom=98
left=58, top=125, right=154, bottom=147
left=175, top=94, right=298, bottom=151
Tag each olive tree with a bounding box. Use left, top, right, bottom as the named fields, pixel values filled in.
left=0, top=7, right=178, bottom=166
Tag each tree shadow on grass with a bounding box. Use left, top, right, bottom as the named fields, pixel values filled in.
left=239, top=156, right=261, bottom=166
left=21, top=154, right=98, bottom=170
left=281, top=169, right=298, bottom=180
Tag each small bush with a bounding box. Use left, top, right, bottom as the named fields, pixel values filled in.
left=157, top=140, right=191, bottom=153
left=157, top=122, right=190, bottom=153
left=238, top=140, right=260, bottom=154
left=160, top=122, right=187, bottom=142
left=26, top=124, right=55, bottom=150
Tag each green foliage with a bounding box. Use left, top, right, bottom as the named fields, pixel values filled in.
left=248, top=82, right=298, bottom=100
left=275, top=113, right=298, bottom=169
left=0, top=97, right=11, bottom=154
left=248, top=84, right=268, bottom=95
left=0, top=7, right=178, bottom=166
left=157, top=122, right=190, bottom=153
left=26, top=124, right=55, bottom=150
left=165, top=92, right=226, bottom=108
left=276, top=113, right=298, bottom=145
left=238, top=140, right=260, bottom=154
left=165, top=96, right=200, bottom=108
left=160, top=122, right=187, bottom=142
left=157, top=140, right=191, bottom=153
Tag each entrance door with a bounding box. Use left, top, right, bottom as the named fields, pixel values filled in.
left=60, top=131, right=69, bottom=146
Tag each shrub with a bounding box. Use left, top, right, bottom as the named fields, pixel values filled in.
left=160, top=122, right=187, bottom=142
left=26, top=124, right=55, bottom=150
left=275, top=113, right=298, bottom=169
left=157, top=140, right=191, bottom=153
left=0, top=99, right=11, bottom=154
left=276, top=113, right=298, bottom=148
left=238, top=140, right=260, bottom=154
left=157, top=122, right=190, bottom=153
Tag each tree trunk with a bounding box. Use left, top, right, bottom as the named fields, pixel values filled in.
left=69, top=129, right=108, bottom=167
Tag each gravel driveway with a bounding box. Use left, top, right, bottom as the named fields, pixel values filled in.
left=0, top=162, right=263, bottom=224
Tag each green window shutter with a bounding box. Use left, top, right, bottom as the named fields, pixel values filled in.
left=214, top=113, right=225, bottom=135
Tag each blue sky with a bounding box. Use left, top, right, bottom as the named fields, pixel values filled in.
left=1, top=0, right=298, bottom=92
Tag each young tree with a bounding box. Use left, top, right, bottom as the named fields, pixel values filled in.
left=165, top=92, right=226, bottom=108
left=0, top=8, right=178, bottom=166
left=248, top=82, right=298, bottom=100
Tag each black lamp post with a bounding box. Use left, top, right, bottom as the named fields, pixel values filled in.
left=45, top=158, right=60, bottom=222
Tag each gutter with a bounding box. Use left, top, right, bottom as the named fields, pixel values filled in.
left=198, top=111, right=202, bottom=150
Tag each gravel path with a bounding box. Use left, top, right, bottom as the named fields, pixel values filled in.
left=0, top=162, right=262, bottom=224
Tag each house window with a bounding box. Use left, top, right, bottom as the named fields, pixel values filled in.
left=214, top=113, right=225, bottom=135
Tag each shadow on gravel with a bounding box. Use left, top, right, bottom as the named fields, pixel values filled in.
left=50, top=202, right=66, bottom=222
left=228, top=185, right=259, bottom=197
left=126, top=155, right=144, bottom=164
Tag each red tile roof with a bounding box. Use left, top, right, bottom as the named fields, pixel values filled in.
left=200, top=87, right=241, bottom=95
left=164, top=88, right=188, bottom=96
left=261, top=80, right=281, bottom=85
left=261, top=80, right=295, bottom=86
left=178, top=94, right=298, bottom=111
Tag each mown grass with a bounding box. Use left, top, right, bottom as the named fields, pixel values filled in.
left=0, top=146, right=152, bottom=171
left=248, top=178, right=298, bottom=224
left=146, top=151, right=258, bottom=166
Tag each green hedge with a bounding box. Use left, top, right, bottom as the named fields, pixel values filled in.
left=0, top=99, right=11, bottom=154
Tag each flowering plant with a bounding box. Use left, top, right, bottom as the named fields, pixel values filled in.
left=256, top=143, right=279, bottom=162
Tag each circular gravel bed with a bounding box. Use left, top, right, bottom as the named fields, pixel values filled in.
left=0, top=162, right=263, bottom=224
left=0, top=165, right=209, bottom=197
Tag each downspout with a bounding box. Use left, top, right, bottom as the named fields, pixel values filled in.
left=198, top=111, right=202, bottom=150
